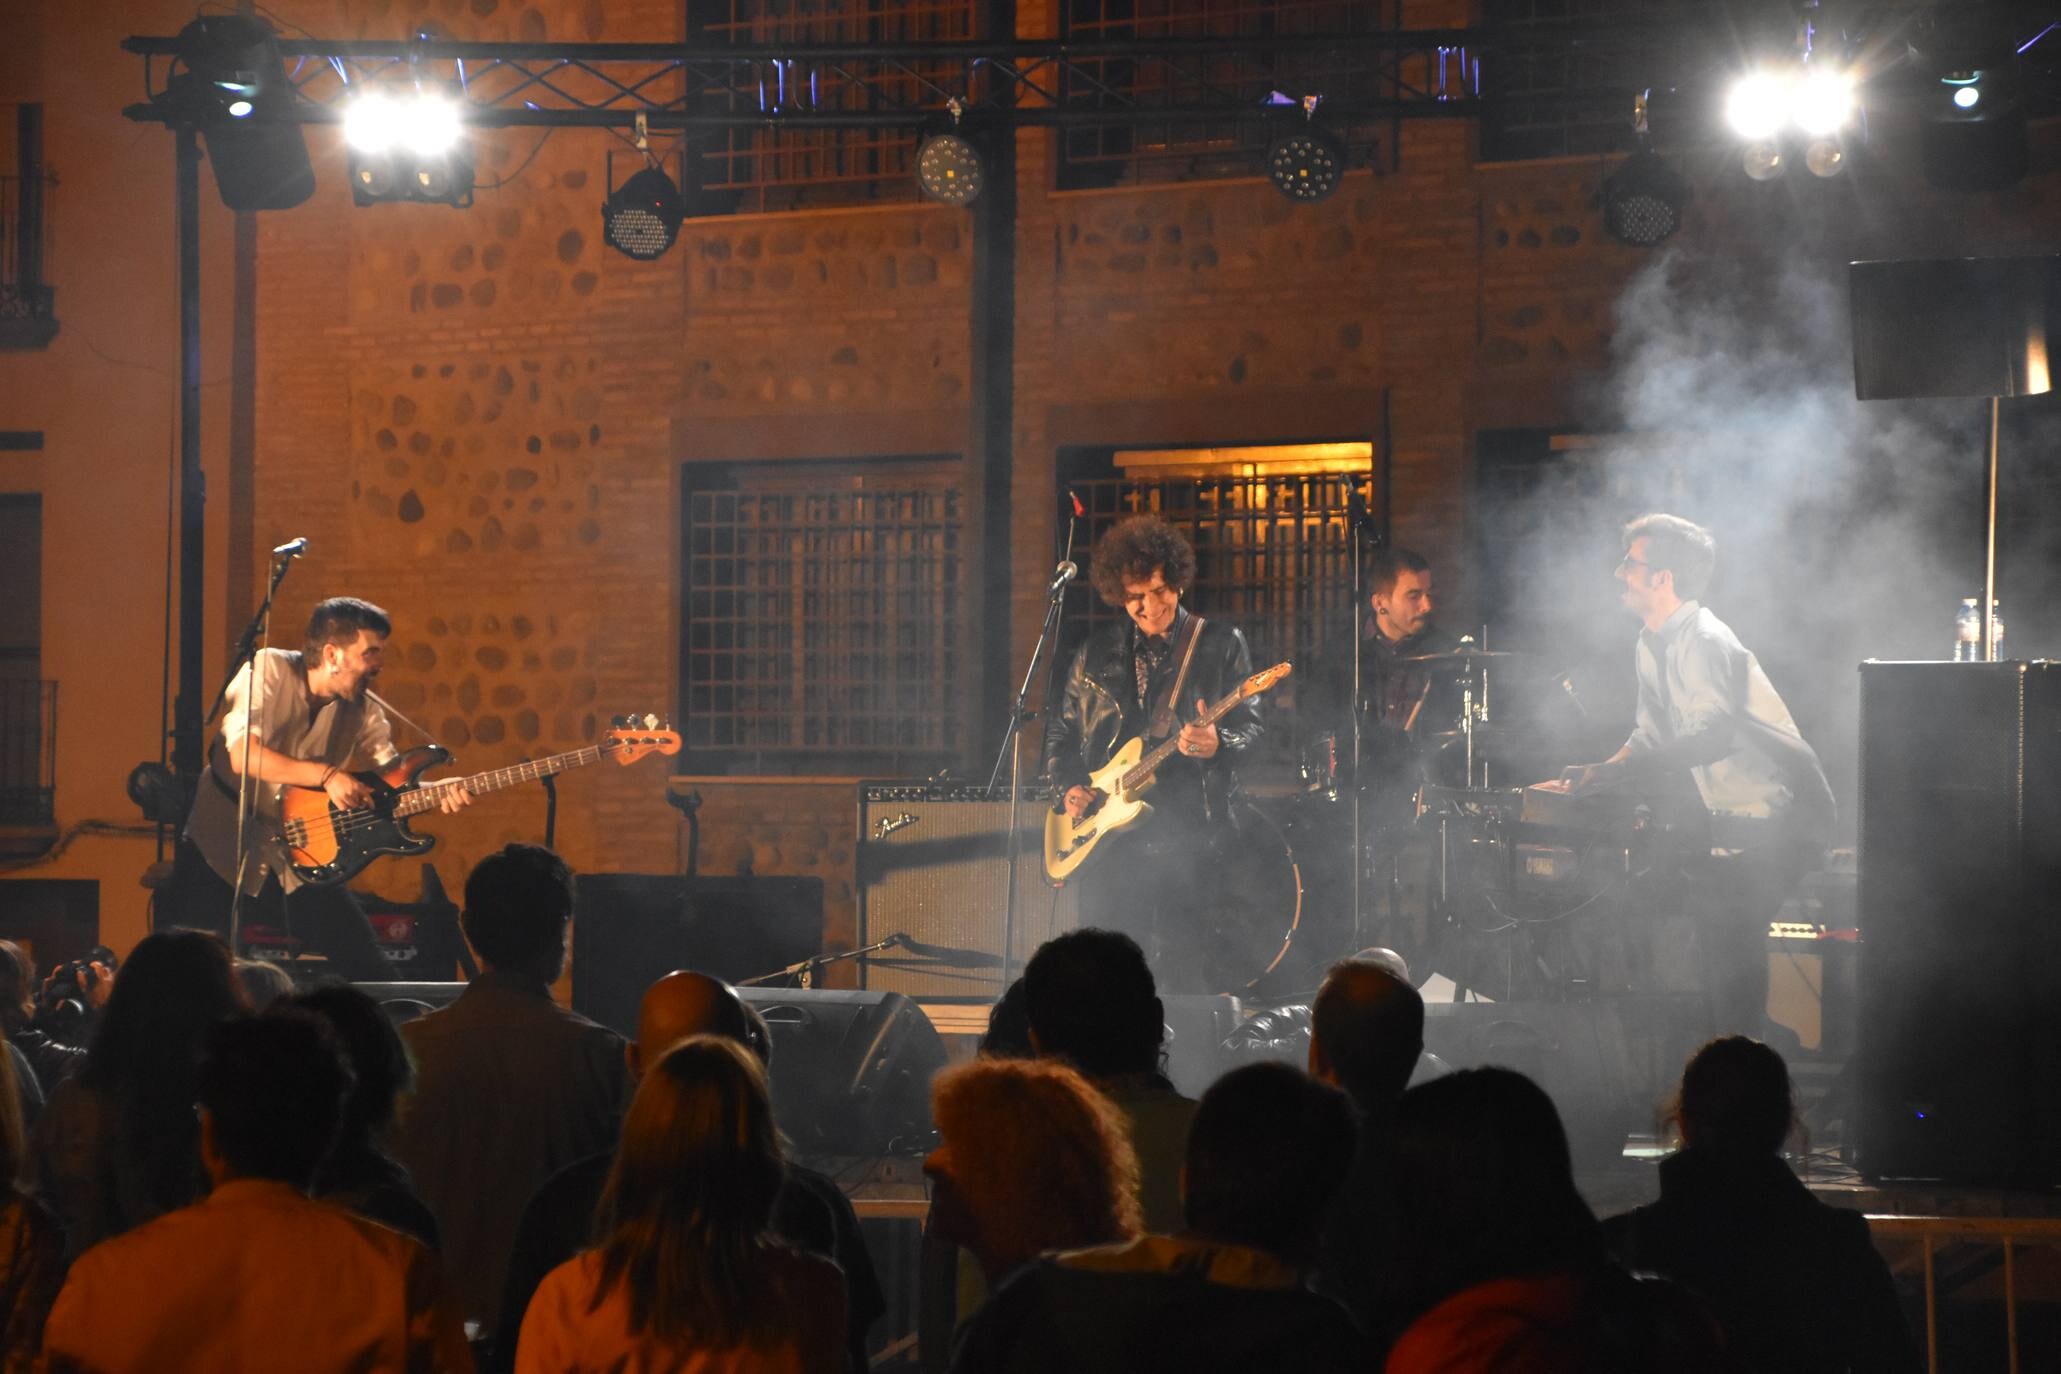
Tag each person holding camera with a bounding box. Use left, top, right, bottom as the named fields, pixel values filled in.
left=0, top=940, right=109, bottom=1103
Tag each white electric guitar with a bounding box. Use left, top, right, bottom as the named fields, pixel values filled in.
left=1043, top=662, right=1292, bottom=881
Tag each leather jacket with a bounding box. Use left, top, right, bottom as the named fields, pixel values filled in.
left=1041, top=608, right=1263, bottom=831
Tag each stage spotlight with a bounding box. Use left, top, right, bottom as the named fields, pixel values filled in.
left=1951, top=82, right=1981, bottom=110
left=344, top=89, right=475, bottom=207
left=1792, top=68, right=1855, bottom=136
left=1805, top=138, right=1846, bottom=178
left=165, top=15, right=314, bottom=210
left=1725, top=71, right=1792, bottom=141
left=914, top=98, right=985, bottom=206
left=1267, top=125, right=1346, bottom=202
left=1913, top=9, right=2030, bottom=192
left=1741, top=140, right=1785, bottom=181
left=603, top=165, right=686, bottom=260
left=1601, top=149, right=1687, bottom=247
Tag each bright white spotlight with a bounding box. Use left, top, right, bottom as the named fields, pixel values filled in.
left=344, top=91, right=404, bottom=152
left=1726, top=71, right=1792, bottom=141
left=227, top=98, right=254, bottom=118
left=403, top=95, right=463, bottom=158
left=1742, top=140, right=1785, bottom=181
left=1792, top=68, right=1855, bottom=135
left=1953, top=85, right=1981, bottom=109
left=1805, top=138, right=1846, bottom=177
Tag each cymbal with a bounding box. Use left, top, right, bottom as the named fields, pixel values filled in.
left=1398, top=646, right=1525, bottom=665
left=1420, top=725, right=1534, bottom=750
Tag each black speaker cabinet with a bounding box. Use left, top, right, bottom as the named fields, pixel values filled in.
left=857, top=784, right=1081, bottom=997
left=1421, top=999, right=1659, bottom=1169
left=1856, top=661, right=2061, bottom=1184
left=353, top=981, right=469, bottom=1025
left=570, top=874, right=824, bottom=1038
left=737, top=988, right=948, bottom=1158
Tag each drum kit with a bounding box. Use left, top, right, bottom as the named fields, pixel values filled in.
left=1220, top=635, right=1606, bottom=997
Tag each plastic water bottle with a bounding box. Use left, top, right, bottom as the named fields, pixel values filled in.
left=1955, top=598, right=1981, bottom=661
left=1991, top=600, right=2006, bottom=660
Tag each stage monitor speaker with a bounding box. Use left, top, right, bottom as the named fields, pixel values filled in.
left=857, top=785, right=1081, bottom=997
left=1856, top=661, right=2061, bottom=1184
left=352, top=981, right=468, bottom=1026
left=571, top=875, right=824, bottom=1038
left=737, top=988, right=948, bottom=1158
left=1421, top=999, right=1658, bottom=1169
left=1850, top=256, right=2060, bottom=401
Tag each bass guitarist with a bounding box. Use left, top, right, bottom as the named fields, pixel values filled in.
left=162, top=596, right=471, bottom=980
left=1041, top=516, right=1263, bottom=992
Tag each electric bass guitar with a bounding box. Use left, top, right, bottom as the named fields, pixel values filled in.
left=1043, top=662, right=1292, bottom=881
left=278, top=716, right=681, bottom=886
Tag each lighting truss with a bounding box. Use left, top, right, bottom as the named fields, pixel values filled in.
left=122, top=23, right=1737, bottom=134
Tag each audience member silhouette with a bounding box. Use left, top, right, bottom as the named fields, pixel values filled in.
left=391, top=843, right=630, bottom=1330
left=1022, top=928, right=1193, bottom=1232
left=948, top=1060, right=1367, bottom=1374
left=978, top=977, right=1033, bottom=1059
left=0, top=939, right=83, bottom=1099
left=40, top=1011, right=470, bottom=1373
left=489, top=971, right=883, bottom=1373
left=1307, top=956, right=1425, bottom=1342
left=284, top=982, right=440, bottom=1248
left=512, top=1035, right=846, bottom=1374
left=924, top=1056, right=1142, bottom=1287
left=1603, top=1037, right=1920, bottom=1373
left=233, top=957, right=296, bottom=1010
left=0, top=1033, right=63, bottom=1373
left=1385, top=1067, right=1723, bottom=1373
left=28, top=929, right=244, bottom=1258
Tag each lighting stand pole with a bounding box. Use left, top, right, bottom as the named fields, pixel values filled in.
left=172, top=124, right=207, bottom=784
left=1983, top=395, right=2001, bottom=661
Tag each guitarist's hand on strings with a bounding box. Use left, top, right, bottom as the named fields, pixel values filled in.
left=1178, top=699, right=1220, bottom=761
left=422, top=782, right=475, bottom=814
left=321, top=767, right=375, bottom=812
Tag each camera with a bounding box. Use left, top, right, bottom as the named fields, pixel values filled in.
left=36, top=945, right=118, bottom=1046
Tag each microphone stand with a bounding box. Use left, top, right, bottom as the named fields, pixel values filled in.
left=740, top=935, right=899, bottom=989
left=1344, top=474, right=1381, bottom=951
left=218, top=550, right=298, bottom=957
left=988, top=573, right=1073, bottom=987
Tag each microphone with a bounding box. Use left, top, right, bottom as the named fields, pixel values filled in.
left=1552, top=670, right=1589, bottom=722
left=271, top=537, right=309, bottom=559
left=1047, top=560, right=1079, bottom=597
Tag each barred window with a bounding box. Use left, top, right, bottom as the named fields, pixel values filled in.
left=1058, top=0, right=1400, bottom=190
left=684, top=0, right=977, bottom=213
left=1477, top=0, right=1697, bottom=163
left=680, top=460, right=969, bottom=773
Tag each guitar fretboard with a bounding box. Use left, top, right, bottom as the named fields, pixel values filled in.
left=1120, top=692, right=1251, bottom=793
left=393, top=743, right=616, bottom=817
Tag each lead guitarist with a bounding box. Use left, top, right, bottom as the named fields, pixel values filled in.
left=161, top=596, right=470, bottom=980
left=1041, top=516, right=1263, bottom=991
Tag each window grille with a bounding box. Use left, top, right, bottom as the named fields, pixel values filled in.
left=681, top=460, right=968, bottom=772
left=685, top=0, right=978, bottom=213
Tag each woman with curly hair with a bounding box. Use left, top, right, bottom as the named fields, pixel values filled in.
left=923, top=1056, right=1142, bottom=1285
left=513, top=1034, right=845, bottom=1374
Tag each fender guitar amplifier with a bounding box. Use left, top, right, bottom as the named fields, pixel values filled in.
left=857, top=783, right=1082, bottom=997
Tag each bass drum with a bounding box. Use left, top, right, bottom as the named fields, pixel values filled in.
left=1197, top=800, right=1304, bottom=995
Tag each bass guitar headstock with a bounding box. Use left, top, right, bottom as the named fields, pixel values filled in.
left=607, top=713, right=683, bottom=763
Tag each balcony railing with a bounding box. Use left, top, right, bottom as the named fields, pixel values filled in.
left=0, top=679, right=56, bottom=827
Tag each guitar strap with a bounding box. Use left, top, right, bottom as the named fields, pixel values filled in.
left=1149, top=614, right=1207, bottom=739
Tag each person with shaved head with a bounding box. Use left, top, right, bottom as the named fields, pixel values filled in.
left=488, top=970, right=883, bottom=1373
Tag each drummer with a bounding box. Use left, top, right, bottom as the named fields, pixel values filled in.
left=1359, top=547, right=1462, bottom=800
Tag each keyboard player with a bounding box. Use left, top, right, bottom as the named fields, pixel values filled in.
left=1542, top=514, right=1833, bottom=1039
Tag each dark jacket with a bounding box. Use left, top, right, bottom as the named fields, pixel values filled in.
left=1602, top=1149, right=1920, bottom=1374
left=1041, top=608, right=1263, bottom=832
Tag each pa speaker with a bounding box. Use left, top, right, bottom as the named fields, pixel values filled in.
left=737, top=988, right=948, bottom=1158
left=1421, top=999, right=1657, bottom=1168
left=571, top=875, right=823, bottom=1038
left=857, top=784, right=1081, bottom=997
left=1856, top=661, right=2061, bottom=1184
